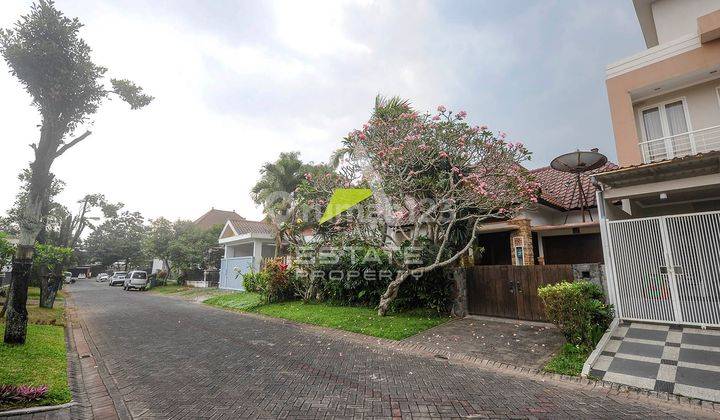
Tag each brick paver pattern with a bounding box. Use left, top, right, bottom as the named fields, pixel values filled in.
left=66, top=282, right=703, bottom=419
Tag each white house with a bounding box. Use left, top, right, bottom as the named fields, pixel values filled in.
left=217, top=219, right=279, bottom=290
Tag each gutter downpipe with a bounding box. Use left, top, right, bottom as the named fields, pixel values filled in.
left=592, top=176, right=620, bottom=312
left=581, top=177, right=621, bottom=378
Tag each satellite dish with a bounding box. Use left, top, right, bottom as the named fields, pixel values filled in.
left=550, top=149, right=608, bottom=173
left=549, top=149, right=608, bottom=223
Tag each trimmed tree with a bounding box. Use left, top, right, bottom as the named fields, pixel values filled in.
left=342, top=99, right=538, bottom=315
left=143, top=218, right=175, bottom=280
left=85, top=211, right=146, bottom=270
left=33, top=243, right=72, bottom=308
left=0, top=0, right=152, bottom=343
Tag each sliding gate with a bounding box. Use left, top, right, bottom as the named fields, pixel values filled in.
left=607, top=211, right=720, bottom=327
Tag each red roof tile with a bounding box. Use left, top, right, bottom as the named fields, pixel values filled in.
left=194, top=208, right=245, bottom=231
left=530, top=162, right=618, bottom=210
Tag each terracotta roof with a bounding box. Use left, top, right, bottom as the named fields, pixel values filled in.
left=227, top=219, right=275, bottom=236
left=531, top=162, right=618, bottom=210
left=194, top=208, right=245, bottom=231
left=594, top=150, right=720, bottom=176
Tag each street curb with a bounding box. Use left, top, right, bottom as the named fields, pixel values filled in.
left=0, top=402, right=76, bottom=417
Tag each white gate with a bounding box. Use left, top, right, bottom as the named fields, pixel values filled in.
left=219, top=257, right=253, bottom=291
left=607, top=211, right=720, bottom=327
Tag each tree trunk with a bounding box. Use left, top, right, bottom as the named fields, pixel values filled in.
left=4, top=246, right=33, bottom=344
left=5, top=121, right=58, bottom=344
left=39, top=273, right=62, bottom=309
left=377, top=270, right=411, bottom=316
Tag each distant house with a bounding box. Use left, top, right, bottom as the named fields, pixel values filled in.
left=474, top=162, right=618, bottom=266
left=193, top=208, right=245, bottom=231
left=217, top=219, right=280, bottom=290
left=149, top=208, right=245, bottom=282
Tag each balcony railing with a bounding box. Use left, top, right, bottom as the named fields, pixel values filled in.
left=639, top=125, right=720, bottom=164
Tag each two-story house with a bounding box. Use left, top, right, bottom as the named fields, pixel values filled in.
left=586, top=0, right=720, bottom=401
left=596, top=0, right=720, bottom=328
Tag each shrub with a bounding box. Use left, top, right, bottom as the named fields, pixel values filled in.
left=241, top=270, right=268, bottom=294
left=313, top=246, right=393, bottom=306
left=0, top=384, right=48, bottom=404
left=304, top=245, right=453, bottom=312
left=394, top=267, right=453, bottom=313
left=241, top=258, right=297, bottom=303
left=262, top=258, right=296, bottom=302
left=538, top=281, right=613, bottom=348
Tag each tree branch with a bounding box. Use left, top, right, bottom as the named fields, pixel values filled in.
left=54, top=130, right=92, bottom=158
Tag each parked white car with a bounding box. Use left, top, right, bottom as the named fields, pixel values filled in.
left=123, top=271, right=148, bottom=291
left=108, top=272, right=127, bottom=286
left=96, top=273, right=109, bottom=282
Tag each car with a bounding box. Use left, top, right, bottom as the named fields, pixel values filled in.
left=96, top=273, right=109, bottom=282
left=63, top=271, right=74, bottom=284
left=78, top=273, right=86, bottom=280
left=108, top=272, right=127, bottom=286
left=123, top=270, right=148, bottom=291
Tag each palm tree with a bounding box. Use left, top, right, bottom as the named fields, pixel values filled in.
left=251, top=152, right=310, bottom=257
left=331, top=95, right=413, bottom=169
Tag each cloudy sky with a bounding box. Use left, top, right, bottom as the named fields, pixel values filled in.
left=0, top=0, right=644, bottom=222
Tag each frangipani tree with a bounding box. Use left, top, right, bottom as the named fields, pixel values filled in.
left=1, top=0, right=153, bottom=343
left=342, top=99, right=539, bottom=315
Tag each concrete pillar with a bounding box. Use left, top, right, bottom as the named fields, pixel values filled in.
left=508, top=219, right=534, bottom=265
left=252, top=240, right=263, bottom=271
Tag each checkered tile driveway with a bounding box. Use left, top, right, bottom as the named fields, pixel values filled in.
left=590, top=321, right=720, bottom=402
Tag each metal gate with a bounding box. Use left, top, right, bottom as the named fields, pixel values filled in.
left=607, top=211, right=720, bottom=327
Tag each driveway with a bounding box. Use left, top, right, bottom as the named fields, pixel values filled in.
left=403, top=317, right=564, bottom=369
left=64, top=281, right=707, bottom=419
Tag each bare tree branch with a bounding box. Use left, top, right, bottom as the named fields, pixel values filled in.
left=54, top=130, right=92, bottom=158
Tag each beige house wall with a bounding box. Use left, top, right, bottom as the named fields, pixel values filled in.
left=652, top=0, right=720, bottom=45
left=606, top=39, right=720, bottom=166
left=632, top=79, right=720, bottom=141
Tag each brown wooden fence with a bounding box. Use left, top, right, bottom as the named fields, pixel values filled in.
left=466, top=265, right=574, bottom=321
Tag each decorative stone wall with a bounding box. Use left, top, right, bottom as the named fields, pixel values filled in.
left=572, top=263, right=609, bottom=302
left=450, top=268, right=468, bottom=317
left=508, top=219, right=535, bottom=265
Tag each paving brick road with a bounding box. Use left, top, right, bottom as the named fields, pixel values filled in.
left=65, top=281, right=709, bottom=419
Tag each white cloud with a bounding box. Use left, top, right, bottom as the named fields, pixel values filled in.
left=0, top=0, right=643, bottom=226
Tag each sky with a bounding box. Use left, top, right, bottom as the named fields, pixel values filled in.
left=0, top=0, right=645, bottom=222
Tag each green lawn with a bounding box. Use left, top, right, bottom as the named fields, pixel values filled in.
left=147, top=284, right=190, bottom=295
left=26, top=287, right=64, bottom=302
left=204, top=292, right=264, bottom=311
left=0, top=324, right=71, bottom=410
left=543, top=343, right=591, bottom=376
left=148, top=284, right=231, bottom=300
left=204, top=293, right=450, bottom=340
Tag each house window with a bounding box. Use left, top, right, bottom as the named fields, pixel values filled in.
left=639, top=99, right=691, bottom=161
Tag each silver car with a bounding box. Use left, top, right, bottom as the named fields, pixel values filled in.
left=108, top=272, right=127, bottom=286
left=123, top=270, right=148, bottom=291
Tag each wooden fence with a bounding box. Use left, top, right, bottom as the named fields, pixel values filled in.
left=466, top=265, right=574, bottom=321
